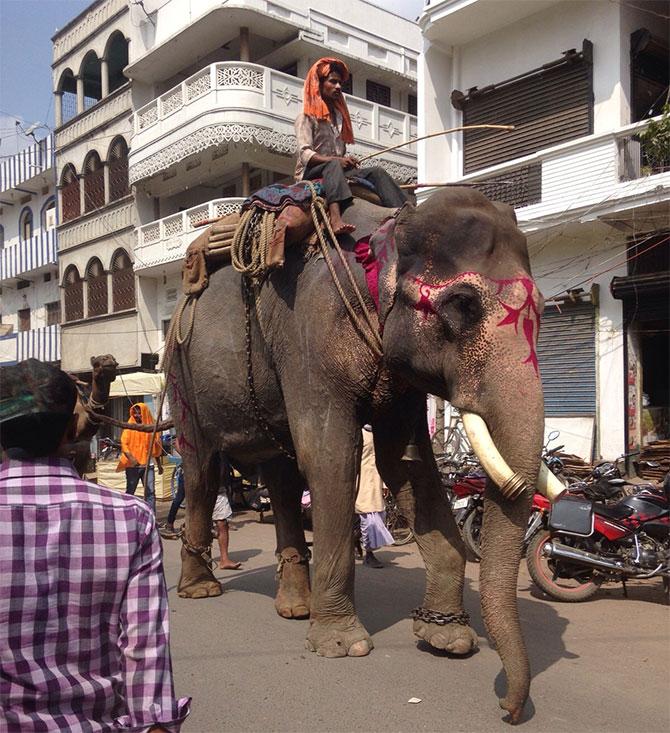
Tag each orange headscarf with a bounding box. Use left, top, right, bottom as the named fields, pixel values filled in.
left=116, top=402, right=162, bottom=471
left=303, top=57, right=354, bottom=144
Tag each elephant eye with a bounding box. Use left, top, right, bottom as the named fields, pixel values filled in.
left=440, top=285, right=483, bottom=335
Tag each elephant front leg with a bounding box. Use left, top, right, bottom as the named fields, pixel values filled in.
left=177, top=451, right=222, bottom=599
left=375, top=405, right=478, bottom=655
left=260, top=456, right=311, bottom=619
left=297, top=421, right=373, bottom=658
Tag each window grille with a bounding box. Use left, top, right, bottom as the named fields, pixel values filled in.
left=366, top=80, right=391, bottom=107
left=61, top=166, right=80, bottom=222
left=64, top=266, right=84, bottom=321
left=111, top=250, right=135, bottom=311
left=86, top=258, right=108, bottom=317
left=84, top=153, right=105, bottom=212
left=108, top=138, right=129, bottom=201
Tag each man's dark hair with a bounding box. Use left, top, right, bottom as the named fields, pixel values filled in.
left=0, top=359, right=77, bottom=457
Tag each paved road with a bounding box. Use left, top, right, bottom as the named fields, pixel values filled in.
left=159, top=509, right=669, bottom=733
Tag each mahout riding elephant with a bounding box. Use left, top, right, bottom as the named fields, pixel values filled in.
left=166, top=187, right=564, bottom=723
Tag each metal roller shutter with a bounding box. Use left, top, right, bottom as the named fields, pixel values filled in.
left=461, top=47, right=593, bottom=174
left=537, top=303, right=596, bottom=416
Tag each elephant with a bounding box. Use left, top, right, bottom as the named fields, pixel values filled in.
left=166, top=187, right=565, bottom=723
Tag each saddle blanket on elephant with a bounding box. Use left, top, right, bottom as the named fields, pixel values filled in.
left=182, top=181, right=326, bottom=295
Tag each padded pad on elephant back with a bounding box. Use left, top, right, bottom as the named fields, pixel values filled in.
left=350, top=183, right=382, bottom=206
left=181, top=212, right=240, bottom=295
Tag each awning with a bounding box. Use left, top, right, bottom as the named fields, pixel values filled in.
left=108, top=372, right=164, bottom=397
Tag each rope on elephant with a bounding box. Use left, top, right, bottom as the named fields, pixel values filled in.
left=230, top=208, right=276, bottom=280
left=82, top=408, right=174, bottom=433
left=305, top=181, right=383, bottom=358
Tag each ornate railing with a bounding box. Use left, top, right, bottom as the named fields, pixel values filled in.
left=52, top=0, right=126, bottom=63
left=134, top=197, right=245, bottom=271
left=130, top=62, right=417, bottom=184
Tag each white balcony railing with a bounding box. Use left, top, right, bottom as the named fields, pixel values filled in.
left=0, top=229, right=57, bottom=280
left=434, top=116, right=670, bottom=228
left=0, top=325, right=61, bottom=365
left=134, top=198, right=245, bottom=272
left=0, top=135, right=54, bottom=194
left=129, top=62, right=417, bottom=184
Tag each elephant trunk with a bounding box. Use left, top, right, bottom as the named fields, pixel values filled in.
left=465, top=387, right=544, bottom=722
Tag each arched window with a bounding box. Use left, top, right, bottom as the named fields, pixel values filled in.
left=86, top=257, right=108, bottom=317
left=83, top=151, right=105, bottom=212
left=61, top=164, right=80, bottom=222
left=41, top=197, right=57, bottom=229
left=111, top=249, right=135, bottom=311
left=19, top=207, right=33, bottom=242
left=58, top=68, right=77, bottom=123
left=108, top=137, right=129, bottom=201
left=80, top=51, right=102, bottom=111
left=106, top=31, right=129, bottom=94
left=63, top=265, right=84, bottom=321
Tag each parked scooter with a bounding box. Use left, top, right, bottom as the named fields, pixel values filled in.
left=527, top=474, right=670, bottom=602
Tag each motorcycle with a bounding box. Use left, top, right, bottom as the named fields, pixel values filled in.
left=527, top=474, right=670, bottom=602
left=452, top=432, right=567, bottom=561
left=98, top=436, right=121, bottom=460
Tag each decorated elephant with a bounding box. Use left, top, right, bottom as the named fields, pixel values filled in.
left=166, top=187, right=564, bottom=722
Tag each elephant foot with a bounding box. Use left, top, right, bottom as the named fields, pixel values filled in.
left=413, top=616, right=478, bottom=655
left=177, top=543, right=222, bottom=599
left=305, top=615, right=373, bottom=658
left=275, top=547, right=311, bottom=619
left=499, top=696, right=526, bottom=725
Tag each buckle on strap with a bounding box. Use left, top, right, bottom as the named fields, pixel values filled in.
left=180, top=533, right=214, bottom=569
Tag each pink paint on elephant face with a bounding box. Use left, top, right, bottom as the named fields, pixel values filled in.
left=410, top=272, right=542, bottom=376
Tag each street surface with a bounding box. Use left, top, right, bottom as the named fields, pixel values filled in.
left=159, top=508, right=669, bottom=733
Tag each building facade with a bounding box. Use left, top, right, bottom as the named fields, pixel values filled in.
left=124, top=0, right=420, bottom=358
left=0, top=134, right=60, bottom=366
left=52, top=0, right=138, bottom=376
left=418, top=0, right=669, bottom=460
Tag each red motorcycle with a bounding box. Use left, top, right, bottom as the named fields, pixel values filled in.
left=527, top=476, right=670, bottom=602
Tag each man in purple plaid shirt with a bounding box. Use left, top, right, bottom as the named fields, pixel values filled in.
left=0, top=359, right=190, bottom=732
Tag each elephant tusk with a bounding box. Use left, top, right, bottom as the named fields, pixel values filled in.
left=536, top=461, right=566, bottom=502
left=461, top=412, right=528, bottom=501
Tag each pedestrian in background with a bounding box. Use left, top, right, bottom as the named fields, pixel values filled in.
left=214, top=454, right=241, bottom=570
left=356, top=425, right=394, bottom=568
left=0, top=359, right=189, bottom=731
left=117, top=401, right=163, bottom=513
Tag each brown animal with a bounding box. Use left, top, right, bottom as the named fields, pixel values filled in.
left=70, top=354, right=118, bottom=474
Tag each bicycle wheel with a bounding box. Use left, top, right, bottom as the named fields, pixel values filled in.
left=384, top=500, right=414, bottom=545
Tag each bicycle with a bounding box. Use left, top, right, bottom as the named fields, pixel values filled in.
left=384, top=491, right=414, bottom=545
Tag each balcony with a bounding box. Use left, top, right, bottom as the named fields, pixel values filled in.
left=431, top=117, right=670, bottom=232
left=0, top=135, right=54, bottom=195
left=129, top=62, right=417, bottom=186
left=134, top=198, right=245, bottom=275
left=55, top=85, right=131, bottom=149
left=52, top=0, right=127, bottom=64
left=0, top=325, right=61, bottom=365
left=0, top=229, right=57, bottom=281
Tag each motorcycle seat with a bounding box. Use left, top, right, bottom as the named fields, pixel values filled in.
left=594, top=503, right=635, bottom=520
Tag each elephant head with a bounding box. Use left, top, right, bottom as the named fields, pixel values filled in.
left=377, top=187, right=562, bottom=720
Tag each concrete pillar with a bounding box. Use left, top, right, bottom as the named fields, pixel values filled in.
left=240, top=27, right=250, bottom=62
left=241, top=162, right=250, bottom=197
left=103, top=162, right=110, bottom=205
left=101, top=57, right=109, bottom=98
left=54, top=92, right=63, bottom=127
left=76, top=75, right=85, bottom=114
left=79, top=174, right=86, bottom=213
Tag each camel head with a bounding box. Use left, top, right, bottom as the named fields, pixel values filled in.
left=90, top=354, right=118, bottom=387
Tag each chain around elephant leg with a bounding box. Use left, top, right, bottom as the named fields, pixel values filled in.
left=275, top=547, right=311, bottom=619
left=177, top=537, right=222, bottom=599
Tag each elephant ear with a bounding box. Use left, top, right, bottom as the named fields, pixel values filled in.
left=366, top=208, right=407, bottom=329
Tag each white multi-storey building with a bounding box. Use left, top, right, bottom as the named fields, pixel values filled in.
left=0, top=135, right=60, bottom=366
left=124, top=0, right=420, bottom=354
left=418, top=0, right=669, bottom=460
left=52, top=0, right=138, bottom=376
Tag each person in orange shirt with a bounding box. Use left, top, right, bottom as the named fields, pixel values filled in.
left=117, top=402, right=163, bottom=513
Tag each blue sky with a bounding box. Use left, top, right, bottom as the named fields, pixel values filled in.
left=0, top=0, right=423, bottom=157
left=0, top=0, right=90, bottom=155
